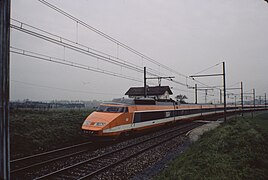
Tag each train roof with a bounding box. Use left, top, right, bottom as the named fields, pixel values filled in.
left=109, top=98, right=176, bottom=106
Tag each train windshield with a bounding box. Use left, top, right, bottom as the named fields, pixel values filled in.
left=96, top=105, right=128, bottom=113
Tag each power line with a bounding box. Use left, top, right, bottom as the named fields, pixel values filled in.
left=11, top=18, right=154, bottom=76
left=37, top=0, right=193, bottom=80
left=11, top=80, right=122, bottom=96
left=11, top=15, right=219, bottom=91
left=188, top=62, right=227, bottom=93
left=10, top=46, right=143, bottom=83
left=10, top=20, right=145, bottom=75
left=172, top=87, right=192, bottom=93
left=228, top=82, right=240, bottom=88
left=189, top=63, right=225, bottom=92
left=11, top=19, right=178, bottom=82
left=189, top=78, right=222, bottom=91
left=192, top=62, right=222, bottom=76
left=13, top=2, right=227, bottom=94
left=11, top=19, right=192, bottom=89
left=10, top=46, right=216, bottom=102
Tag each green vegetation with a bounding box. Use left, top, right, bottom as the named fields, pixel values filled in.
left=156, top=111, right=268, bottom=180
left=10, top=109, right=93, bottom=158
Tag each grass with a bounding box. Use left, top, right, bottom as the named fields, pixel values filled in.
left=10, top=108, right=93, bottom=159
left=155, top=111, right=268, bottom=180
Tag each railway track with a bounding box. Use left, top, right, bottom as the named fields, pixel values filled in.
left=11, top=111, right=266, bottom=179
left=10, top=141, right=93, bottom=177
left=32, top=122, right=204, bottom=180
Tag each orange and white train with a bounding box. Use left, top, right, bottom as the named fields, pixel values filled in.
left=81, top=98, right=261, bottom=140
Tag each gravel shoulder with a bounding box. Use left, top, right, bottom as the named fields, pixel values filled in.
left=188, top=120, right=223, bottom=142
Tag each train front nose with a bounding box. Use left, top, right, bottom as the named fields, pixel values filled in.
left=81, top=111, right=121, bottom=136
left=82, top=129, right=101, bottom=136
left=82, top=120, right=106, bottom=136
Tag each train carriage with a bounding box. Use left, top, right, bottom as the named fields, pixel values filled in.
left=81, top=98, right=227, bottom=139
left=82, top=86, right=266, bottom=140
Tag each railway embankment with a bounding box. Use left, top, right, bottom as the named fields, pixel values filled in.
left=154, top=111, right=268, bottom=180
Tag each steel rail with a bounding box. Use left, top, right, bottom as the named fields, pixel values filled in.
left=11, top=141, right=91, bottom=163
left=10, top=142, right=92, bottom=175
left=35, top=122, right=202, bottom=179
left=79, top=123, right=200, bottom=180
left=11, top=108, right=267, bottom=179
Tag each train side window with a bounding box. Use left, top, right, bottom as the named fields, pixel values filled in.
left=124, top=107, right=129, bottom=112
left=134, top=113, right=141, bottom=123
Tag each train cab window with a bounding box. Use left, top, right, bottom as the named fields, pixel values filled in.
left=96, top=105, right=128, bottom=113
left=124, top=107, right=128, bottom=112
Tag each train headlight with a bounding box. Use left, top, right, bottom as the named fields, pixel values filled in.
left=95, top=122, right=106, bottom=126
left=83, top=120, right=91, bottom=126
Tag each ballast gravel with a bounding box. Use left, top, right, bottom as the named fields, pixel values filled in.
left=95, top=121, right=222, bottom=180
left=96, top=136, right=188, bottom=180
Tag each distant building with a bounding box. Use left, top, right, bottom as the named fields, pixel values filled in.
left=125, top=86, right=173, bottom=99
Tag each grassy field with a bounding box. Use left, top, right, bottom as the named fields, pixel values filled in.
left=155, top=111, right=268, bottom=180
left=10, top=108, right=93, bottom=159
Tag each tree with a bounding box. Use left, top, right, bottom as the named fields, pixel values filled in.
left=175, top=94, right=188, bottom=104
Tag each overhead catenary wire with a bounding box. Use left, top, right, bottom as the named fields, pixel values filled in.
left=11, top=46, right=205, bottom=102
left=10, top=48, right=185, bottom=98
left=38, top=0, right=208, bottom=86
left=189, top=62, right=225, bottom=92
left=11, top=80, right=122, bottom=96
left=11, top=4, right=223, bottom=98
left=8, top=1, right=252, bottom=106
left=10, top=20, right=145, bottom=75
left=228, top=82, right=240, bottom=88
left=172, top=86, right=216, bottom=96
left=192, top=62, right=222, bottom=76
left=11, top=18, right=219, bottom=94
left=10, top=46, right=143, bottom=83
left=11, top=18, right=153, bottom=76
left=172, top=87, right=193, bottom=93
left=10, top=19, right=179, bottom=83
left=11, top=19, right=192, bottom=89
left=10, top=45, right=213, bottom=103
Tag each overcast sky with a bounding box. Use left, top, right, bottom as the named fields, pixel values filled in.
left=10, top=0, right=268, bottom=103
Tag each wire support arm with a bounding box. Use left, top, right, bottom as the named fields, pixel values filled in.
left=190, top=73, right=224, bottom=78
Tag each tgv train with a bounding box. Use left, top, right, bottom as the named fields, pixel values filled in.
left=81, top=98, right=265, bottom=140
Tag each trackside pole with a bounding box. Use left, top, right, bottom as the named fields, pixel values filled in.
left=144, top=67, right=147, bottom=98
left=219, top=89, right=222, bottom=104
left=189, top=62, right=227, bottom=121
left=240, top=82, right=243, bottom=116
left=264, top=93, right=267, bottom=109
left=195, top=84, right=197, bottom=104
left=223, top=62, right=227, bottom=122
left=0, top=0, right=11, bottom=179
left=265, top=93, right=267, bottom=109
left=251, top=88, right=255, bottom=118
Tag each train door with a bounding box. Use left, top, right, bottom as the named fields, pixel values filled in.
left=173, top=102, right=176, bottom=123
left=132, top=112, right=141, bottom=128
left=120, top=107, right=131, bottom=128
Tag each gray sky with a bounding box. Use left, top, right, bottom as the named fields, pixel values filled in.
left=10, top=0, right=268, bottom=103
